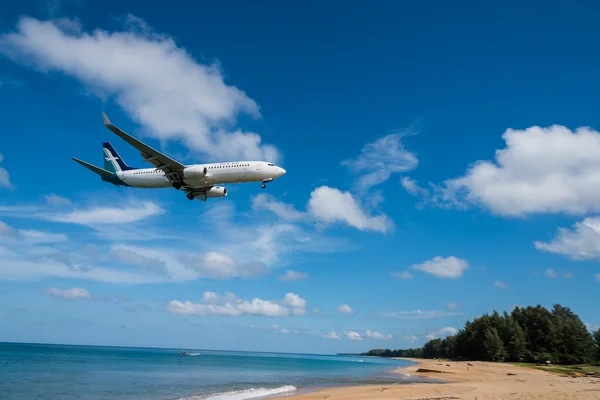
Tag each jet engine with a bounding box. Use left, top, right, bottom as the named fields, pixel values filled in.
left=183, top=166, right=211, bottom=179
left=206, top=186, right=227, bottom=197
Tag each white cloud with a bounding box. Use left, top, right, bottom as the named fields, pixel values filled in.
left=308, top=186, right=394, bottom=233
left=400, top=177, right=428, bottom=197
left=545, top=269, right=559, bottom=278
left=0, top=16, right=279, bottom=163
left=252, top=188, right=393, bottom=234
left=264, top=324, right=295, bottom=335
left=281, top=293, right=307, bottom=315
left=345, top=331, right=363, bottom=341
left=424, top=327, right=458, bottom=341
left=45, top=201, right=164, bottom=225
left=324, top=331, right=340, bottom=340
left=342, top=131, right=418, bottom=194
left=447, top=302, right=458, bottom=310
left=494, top=280, right=508, bottom=289
left=382, top=310, right=463, bottom=319
left=179, top=251, right=268, bottom=280
left=391, top=270, right=413, bottom=279
left=437, top=125, right=600, bottom=216
left=535, top=217, right=600, bottom=260
left=0, top=152, right=12, bottom=188
left=47, top=287, right=91, bottom=301
left=167, top=292, right=307, bottom=317
left=0, top=220, right=66, bottom=243
left=278, top=270, right=309, bottom=282
left=337, top=304, right=353, bottom=314
left=18, top=229, right=67, bottom=243
left=111, top=247, right=169, bottom=277
left=411, top=256, right=468, bottom=279
left=252, top=193, right=305, bottom=222
left=44, top=194, right=72, bottom=206
left=404, top=335, right=418, bottom=343
left=365, top=330, right=392, bottom=340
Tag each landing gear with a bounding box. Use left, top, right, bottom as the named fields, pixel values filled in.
left=261, top=183, right=266, bottom=189
left=173, top=182, right=182, bottom=190
left=186, top=193, right=194, bottom=200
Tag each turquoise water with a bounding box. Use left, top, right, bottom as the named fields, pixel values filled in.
left=0, top=342, right=421, bottom=400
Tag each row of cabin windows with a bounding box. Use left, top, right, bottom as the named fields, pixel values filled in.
left=132, top=163, right=270, bottom=174
left=208, top=164, right=250, bottom=169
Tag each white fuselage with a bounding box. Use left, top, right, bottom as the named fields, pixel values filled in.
left=118, top=161, right=286, bottom=188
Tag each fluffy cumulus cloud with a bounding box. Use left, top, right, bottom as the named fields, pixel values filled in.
left=47, top=287, right=92, bottom=301
left=410, top=256, right=468, bottom=279
left=167, top=291, right=308, bottom=317
left=534, top=217, right=600, bottom=260
left=179, top=251, right=268, bottom=280
left=0, top=16, right=279, bottom=162
left=252, top=194, right=305, bottom=222
left=425, top=327, right=458, bottom=340
left=342, top=131, right=418, bottom=194
left=324, top=332, right=340, bottom=340
left=365, top=330, right=393, bottom=340
left=278, top=270, right=309, bottom=282
left=307, top=186, right=394, bottom=233
left=426, top=125, right=600, bottom=216
left=0, top=153, right=12, bottom=188
left=337, top=304, right=354, bottom=314
left=345, top=331, right=363, bottom=341
left=253, top=189, right=393, bottom=234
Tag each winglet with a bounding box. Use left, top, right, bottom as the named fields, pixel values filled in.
left=101, top=111, right=112, bottom=127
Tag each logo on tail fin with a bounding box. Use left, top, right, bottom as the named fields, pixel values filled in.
left=102, top=142, right=135, bottom=173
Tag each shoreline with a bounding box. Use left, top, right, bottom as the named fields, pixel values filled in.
left=271, top=358, right=600, bottom=399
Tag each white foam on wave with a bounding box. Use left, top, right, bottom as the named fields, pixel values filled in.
left=181, top=385, right=297, bottom=400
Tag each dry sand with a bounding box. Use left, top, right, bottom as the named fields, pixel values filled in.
left=273, top=358, right=600, bottom=400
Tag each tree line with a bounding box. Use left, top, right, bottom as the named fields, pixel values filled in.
left=364, top=304, right=600, bottom=365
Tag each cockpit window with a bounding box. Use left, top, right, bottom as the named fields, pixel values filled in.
left=268, top=163, right=274, bottom=166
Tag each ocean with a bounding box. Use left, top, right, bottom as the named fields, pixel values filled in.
left=0, top=342, right=424, bottom=400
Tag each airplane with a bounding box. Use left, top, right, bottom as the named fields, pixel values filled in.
left=71, top=112, right=286, bottom=201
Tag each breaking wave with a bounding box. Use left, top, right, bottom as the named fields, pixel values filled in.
left=181, top=385, right=297, bottom=400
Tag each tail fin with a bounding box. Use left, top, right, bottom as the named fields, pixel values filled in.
left=102, top=142, right=136, bottom=173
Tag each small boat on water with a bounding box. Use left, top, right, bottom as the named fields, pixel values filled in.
left=179, top=352, right=200, bottom=356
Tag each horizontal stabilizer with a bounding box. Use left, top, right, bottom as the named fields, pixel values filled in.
left=72, top=157, right=114, bottom=177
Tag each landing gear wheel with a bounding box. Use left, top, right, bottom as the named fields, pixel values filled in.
left=173, top=182, right=182, bottom=190
left=186, top=193, right=194, bottom=200
left=261, top=183, right=266, bottom=189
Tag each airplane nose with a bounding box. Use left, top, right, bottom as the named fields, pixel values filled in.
left=278, top=167, right=286, bottom=177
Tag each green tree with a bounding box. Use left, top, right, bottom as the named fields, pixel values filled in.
left=423, top=338, right=444, bottom=358
left=483, top=327, right=506, bottom=361
left=504, top=315, right=527, bottom=361
left=551, top=304, right=595, bottom=364
left=594, top=329, right=600, bottom=362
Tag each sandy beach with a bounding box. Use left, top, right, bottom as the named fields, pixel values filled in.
left=274, top=358, right=600, bottom=400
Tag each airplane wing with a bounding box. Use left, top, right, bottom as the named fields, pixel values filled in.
left=101, top=112, right=186, bottom=184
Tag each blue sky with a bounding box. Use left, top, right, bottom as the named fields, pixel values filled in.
left=0, top=0, right=599, bottom=353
